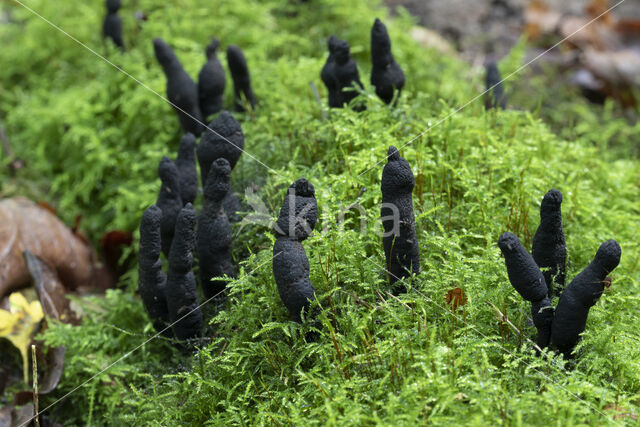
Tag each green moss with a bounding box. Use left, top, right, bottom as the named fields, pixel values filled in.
left=1, top=0, right=639, bottom=425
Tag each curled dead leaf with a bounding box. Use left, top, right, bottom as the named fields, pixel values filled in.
left=0, top=198, right=97, bottom=299
left=23, top=251, right=76, bottom=324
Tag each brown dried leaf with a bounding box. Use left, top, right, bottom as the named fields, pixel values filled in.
left=524, top=0, right=562, bottom=41
left=0, top=198, right=97, bottom=299
left=560, top=17, right=621, bottom=51
left=586, top=0, right=614, bottom=26
left=445, top=286, right=467, bottom=311
left=23, top=251, right=75, bottom=324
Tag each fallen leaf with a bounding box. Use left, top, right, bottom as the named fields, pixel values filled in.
left=23, top=251, right=75, bottom=324
left=560, top=17, right=620, bottom=51
left=0, top=292, right=43, bottom=383
left=524, top=0, right=562, bottom=41
left=445, top=286, right=467, bottom=311
left=586, top=0, right=614, bottom=26
left=0, top=197, right=97, bottom=299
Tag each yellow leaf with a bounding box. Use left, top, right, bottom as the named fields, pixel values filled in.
left=0, top=291, right=44, bottom=383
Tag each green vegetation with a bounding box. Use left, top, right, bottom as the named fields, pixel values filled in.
left=1, top=0, right=639, bottom=425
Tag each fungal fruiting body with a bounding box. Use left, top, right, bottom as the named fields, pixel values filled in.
left=196, top=112, right=244, bottom=183
left=103, top=0, right=124, bottom=50
left=321, top=36, right=364, bottom=109
left=532, top=189, right=566, bottom=297
left=196, top=111, right=244, bottom=221
left=498, top=232, right=554, bottom=348
left=165, top=203, right=203, bottom=340
left=197, top=159, right=235, bottom=300
left=153, top=38, right=204, bottom=136
left=156, top=156, right=183, bottom=257
left=175, top=133, right=198, bottom=205
left=226, top=45, right=256, bottom=112
left=551, top=240, right=621, bottom=357
left=370, top=18, right=405, bottom=105
left=272, top=179, right=318, bottom=322
left=484, top=62, right=506, bottom=110
left=320, top=40, right=338, bottom=108
left=198, top=38, right=226, bottom=119
left=137, top=205, right=171, bottom=336
left=380, top=146, right=419, bottom=293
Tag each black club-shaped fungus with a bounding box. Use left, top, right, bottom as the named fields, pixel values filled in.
left=165, top=203, right=203, bottom=340
left=103, top=0, right=124, bottom=50
left=532, top=189, right=566, bottom=297
left=381, top=146, right=419, bottom=293
left=197, top=111, right=244, bottom=183
left=226, top=45, right=256, bottom=112
left=197, top=158, right=235, bottom=300
left=551, top=239, right=621, bottom=357
left=273, top=179, right=318, bottom=322
left=320, top=36, right=364, bottom=109
left=484, top=62, right=506, bottom=110
left=153, top=38, right=204, bottom=136
left=137, top=205, right=171, bottom=336
left=370, top=18, right=405, bottom=106
left=498, top=232, right=554, bottom=348
left=175, top=133, right=198, bottom=205
left=198, top=38, right=226, bottom=120
left=156, top=156, right=183, bottom=257
left=197, top=111, right=244, bottom=221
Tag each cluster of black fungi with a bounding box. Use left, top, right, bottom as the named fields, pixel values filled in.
left=118, top=11, right=622, bottom=359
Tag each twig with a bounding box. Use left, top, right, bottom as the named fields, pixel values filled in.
left=32, top=344, right=40, bottom=427
left=486, top=301, right=543, bottom=353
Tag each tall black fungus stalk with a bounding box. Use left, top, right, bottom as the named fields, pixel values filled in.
left=156, top=156, right=183, bottom=257
left=175, top=133, right=198, bottom=205
left=103, top=0, right=124, bottom=50
left=370, top=18, right=405, bottom=105
left=551, top=240, right=621, bottom=357
left=165, top=203, right=203, bottom=341
left=153, top=38, right=204, bottom=136
left=197, top=159, right=235, bottom=299
left=484, top=62, right=506, bottom=110
left=498, top=232, right=554, bottom=349
left=196, top=111, right=244, bottom=221
left=198, top=38, right=226, bottom=119
left=138, top=205, right=171, bottom=336
left=381, top=146, right=419, bottom=294
left=532, top=189, right=566, bottom=297
left=273, top=179, right=318, bottom=322
left=226, top=45, right=256, bottom=112
left=320, top=36, right=364, bottom=109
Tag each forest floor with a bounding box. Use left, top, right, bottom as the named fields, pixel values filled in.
left=1, top=0, right=639, bottom=425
